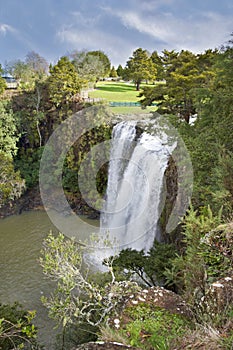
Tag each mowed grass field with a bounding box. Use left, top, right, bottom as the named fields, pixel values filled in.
left=88, top=81, right=158, bottom=114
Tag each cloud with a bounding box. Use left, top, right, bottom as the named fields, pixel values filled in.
left=56, top=2, right=233, bottom=66
left=57, top=25, right=136, bottom=65
left=0, top=23, right=16, bottom=35
left=102, top=6, right=233, bottom=53
left=70, top=11, right=101, bottom=28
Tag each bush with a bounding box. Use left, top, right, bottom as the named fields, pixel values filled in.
left=0, top=302, right=40, bottom=349
left=120, top=303, right=190, bottom=350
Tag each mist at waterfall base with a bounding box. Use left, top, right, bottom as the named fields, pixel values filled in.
left=88, top=120, right=176, bottom=267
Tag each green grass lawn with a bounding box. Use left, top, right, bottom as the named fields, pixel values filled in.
left=88, top=81, right=158, bottom=114
left=89, top=81, right=153, bottom=102
left=108, top=105, right=157, bottom=114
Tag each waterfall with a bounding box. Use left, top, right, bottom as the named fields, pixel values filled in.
left=100, top=120, right=172, bottom=254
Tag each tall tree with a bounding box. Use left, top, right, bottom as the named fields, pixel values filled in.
left=116, top=64, right=124, bottom=77
left=109, top=66, right=117, bottom=78
left=151, top=50, right=164, bottom=80
left=71, top=50, right=106, bottom=83
left=125, top=48, right=157, bottom=90
left=0, top=101, right=24, bottom=206
left=25, top=51, right=48, bottom=76
left=0, top=64, right=6, bottom=94
left=48, top=56, right=83, bottom=108
left=141, top=49, right=217, bottom=122
left=87, top=50, right=111, bottom=77
left=0, top=101, right=18, bottom=156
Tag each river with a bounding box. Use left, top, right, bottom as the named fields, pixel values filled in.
left=0, top=210, right=99, bottom=348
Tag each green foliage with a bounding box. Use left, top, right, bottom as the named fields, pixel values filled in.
left=116, top=64, right=124, bottom=77
left=48, top=56, right=83, bottom=108
left=71, top=50, right=107, bottom=83
left=40, top=232, right=140, bottom=347
left=0, top=151, right=25, bottom=207
left=151, top=51, right=164, bottom=80
left=141, top=49, right=217, bottom=121
left=120, top=303, right=190, bottom=350
left=0, top=96, right=25, bottom=206
left=63, top=122, right=112, bottom=199
left=87, top=50, right=111, bottom=77
left=0, top=302, right=39, bottom=350
left=0, top=101, right=18, bottom=156
left=125, top=48, right=157, bottom=90
left=210, top=149, right=233, bottom=216
left=111, top=241, right=177, bottom=287
left=109, top=66, right=117, bottom=78
left=5, top=52, right=48, bottom=91
left=15, top=148, right=43, bottom=188
left=164, top=206, right=223, bottom=302
left=0, top=64, right=6, bottom=94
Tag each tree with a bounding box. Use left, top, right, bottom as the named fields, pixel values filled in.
left=48, top=56, right=83, bottom=108
left=87, top=50, right=111, bottom=77
left=40, top=232, right=140, bottom=340
left=0, top=64, right=6, bottom=94
left=161, top=49, right=179, bottom=78
left=6, top=59, right=37, bottom=90
left=6, top=52, right=48, bottom=91
left=109, top=66, right=117, bottom=78
left=111, top=241, right=176, bottom=288
left=125, top=48, right=157, bottom=90
left=71, top=50, right=106, bottom=83
left=208, top=44, right=233, bottom=150
left=0, top=303, right=38, bottom=350
left=0, top=101, right=25, bottom=206
left=25, top=50, right=48, bottom=77
left=164, top=206, right=223, bottom=301
left=151, top=50, right=164, bottom=80
left=0, top=101, right=18, bottom=156
left=141, top=49, right=217, bottom=122
left=0, top=151, right=25, bottom=207
left=116, top=64, right=124, bottom=77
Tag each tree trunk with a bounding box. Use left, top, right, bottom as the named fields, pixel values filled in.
left=136, top=81, right=140, bottom=91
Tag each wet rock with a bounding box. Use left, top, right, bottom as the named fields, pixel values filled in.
left=0, top=186, right=43, bottom=218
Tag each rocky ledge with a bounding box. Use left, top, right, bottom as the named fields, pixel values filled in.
left=0, top=186, right=99, bottom=219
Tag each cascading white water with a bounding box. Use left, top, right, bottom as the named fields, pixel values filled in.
left=102, top=121, right=137, bottom=216
left=100, top=120, right=172, bottom=253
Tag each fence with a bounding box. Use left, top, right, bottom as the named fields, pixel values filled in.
left=109, top=101, right=141, bottom=107
left=109, top=101, right=157, bottom=107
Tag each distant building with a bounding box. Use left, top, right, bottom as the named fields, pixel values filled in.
left=2, top=76, right=18, bottom=89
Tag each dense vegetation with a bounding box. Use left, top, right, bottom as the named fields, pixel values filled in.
left=0, top=35, right=233, bottom=349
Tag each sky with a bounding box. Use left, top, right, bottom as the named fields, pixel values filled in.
left=0, top=0, right=232, bottom=67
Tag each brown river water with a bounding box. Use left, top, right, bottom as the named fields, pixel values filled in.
left=0, top=210, right=99, bottom=348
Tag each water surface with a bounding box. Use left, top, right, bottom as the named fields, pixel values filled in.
left=0, top=210, right=99, bottom=348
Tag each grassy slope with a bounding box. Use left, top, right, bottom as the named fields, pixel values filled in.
left=88, top=81, right=157, bottom=114
left=89, top=82, right=143, bottom=102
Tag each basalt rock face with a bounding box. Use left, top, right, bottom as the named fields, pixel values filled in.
left=0, top=186, right=100, bottom=218
left=159, top=155, right=179, bottom=243
left=0, top=186, right=43, bottom=218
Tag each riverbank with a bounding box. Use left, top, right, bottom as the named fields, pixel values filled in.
left=0, top=187, right=100, bottom=219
